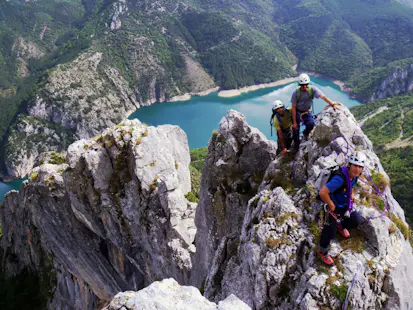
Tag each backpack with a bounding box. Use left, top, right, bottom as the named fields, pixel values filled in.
left=296, top=85, right=314, bottom=102
left=315, top=166, right=349, bottom=202
left=269, top=108, right=290, bottom=136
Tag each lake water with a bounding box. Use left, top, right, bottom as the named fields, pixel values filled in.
left=0, top=76, right=361, bottom=203
left=128, top=76, right=361, bottom=148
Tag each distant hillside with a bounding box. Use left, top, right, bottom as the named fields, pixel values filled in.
left=351, top=95, right=413, bottom=223
left=4, top=0, right=413, bottom=177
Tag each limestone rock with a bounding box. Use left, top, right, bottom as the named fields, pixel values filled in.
left=370, top=63, right=413, bottom=101
left=192, top=109, right=278, bottom=288
left=102, top=278, right=250, bottom=310
left=193, top=107, right=413, bottom=309
left=0, top=120, right=196, bottom=308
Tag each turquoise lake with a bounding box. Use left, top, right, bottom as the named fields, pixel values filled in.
left=128, top=76, right=361, bottom=148
left=0, top=76, right=361, bottom=203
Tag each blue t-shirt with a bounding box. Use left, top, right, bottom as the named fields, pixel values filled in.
left=326, top=175, right=357, bottom=209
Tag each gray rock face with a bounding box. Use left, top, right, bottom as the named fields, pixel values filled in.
left=102, top=278, right=250, bottom=310
left=370, top=64, right=413, bottom=101
left=110, top=0, right=128, bottom=30
left=193, top=107, right=413, bottom=309
left=12, top=37, right=44, bottom=78
left=5, top=52, right=141, bottom=178
left=192, top=110, right=278, bottom=289
left=0, top=120, right=196, bottom=308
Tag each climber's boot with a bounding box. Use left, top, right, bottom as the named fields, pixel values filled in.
left=319, top=250, right=334, bottom=266
left=337, top=225, right=350, bottom=238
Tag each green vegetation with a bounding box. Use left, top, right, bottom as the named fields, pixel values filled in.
left=276, top=0, right=413, bottom=83
left=29, top=171, right=40, bottom=183
left=338, top=229, right=365, bottom=253
left=352, top=95, right=413, bottom=224
left=48, top=152, right=67, bottom=165
left=181, top=12, right=294, bottom=89
left=275, top=212, right=299, bottom=225
left=190, top=147, right=208, bottom=171
left=189, top=147, right=208, bottom=199
left=391, top=214, right=410, bottom=240
left=185, top=191, right=199, bottom=203
left=331, top=282, right=349, bottom=304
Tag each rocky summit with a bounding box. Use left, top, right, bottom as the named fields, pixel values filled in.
left=1, top=106, right=412, bottom=309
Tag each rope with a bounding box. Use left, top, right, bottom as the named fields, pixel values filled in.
left=358, top=172, right=391, bottom=222
left=342, top=263, right=362, bottom=310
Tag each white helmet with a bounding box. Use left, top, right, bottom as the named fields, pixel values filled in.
left=298, top=73, right=310, bottom=85
left=348, top=151, right=367, bottom=167
left=272, top=100, right=284, bottom=111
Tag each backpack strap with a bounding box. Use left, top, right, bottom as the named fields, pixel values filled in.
left=340, top=166, right=354, bottom=212
left=329, top=167, right=353, bottom=211
left=270, top=110, right=277, bottom=136
left=308, top=85, right=314, bottom=100
left=296, top=85, right=314, bottom=102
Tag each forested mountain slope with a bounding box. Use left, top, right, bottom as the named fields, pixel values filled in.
left=4, top=0, right=413, bottom=179
left=351, top=95, right=413, bottom=224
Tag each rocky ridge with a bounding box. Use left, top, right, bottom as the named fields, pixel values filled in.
left=192, top=108, right=413, bottom=309
left=1, top=107, right=413, bottom=309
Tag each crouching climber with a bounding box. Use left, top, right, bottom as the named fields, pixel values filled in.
left=318, top=151, right=366, bottom=265
left=270, top=100, right=299, bottom=156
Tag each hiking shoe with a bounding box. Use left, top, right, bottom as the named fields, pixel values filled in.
left=337, top=225, right=350, bottom=238
left=319, top=250, right=334, bottom=266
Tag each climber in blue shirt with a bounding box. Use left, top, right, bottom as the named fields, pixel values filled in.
left=318, top=151, right=366, bottom=265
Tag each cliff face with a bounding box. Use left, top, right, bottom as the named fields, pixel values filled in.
left=370, top=64, right=413, bottom=101
left=1, top=119, right=196, bottom=308
left=1, top=108, right=412, bottom=309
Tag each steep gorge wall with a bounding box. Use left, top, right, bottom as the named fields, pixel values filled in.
left=1, top=119, right=196, bottom=308
left=1, top=108, right=413, bottom=309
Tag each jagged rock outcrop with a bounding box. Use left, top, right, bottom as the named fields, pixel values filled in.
left=192, top=110, right=278, bottom=287
left=110, top=0, right=128, bottom=30
left=103, top=278, right=250, bottom=310
left=0, top=119, right=196, bottom=308
left=370, top=64, right=413, bottom=101
left=192, top=107, right=413, bottom=309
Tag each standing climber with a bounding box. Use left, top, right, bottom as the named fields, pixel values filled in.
left=318, top=151, right=365, bottom=265
left=270, top=100, right=299, bottom=156
left=291, top=73, right=339, bottom=146
left=271, top=100, right=298, bottom=156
